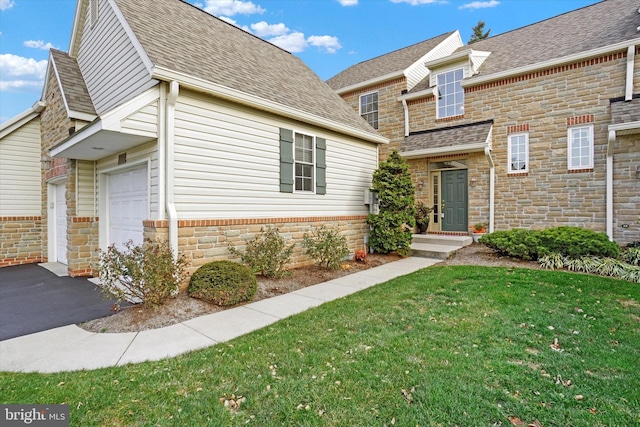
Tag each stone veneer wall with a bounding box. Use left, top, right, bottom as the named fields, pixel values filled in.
left=144, top=216, right=370, bottom=288
left=0, top=216, right=43, bottom=267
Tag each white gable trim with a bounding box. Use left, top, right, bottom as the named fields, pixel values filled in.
left=108, top=0, right=154, bottom=76
left=153, top=66, right=389, bottom=145
left=405, top=31, right=463, bottom=91
left=0, top=101, right=45, bottom=139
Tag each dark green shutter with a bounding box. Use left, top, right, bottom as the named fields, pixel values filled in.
left=316, top=137, right=326, bottom=195
left=279, top=128, right=294, bottom=193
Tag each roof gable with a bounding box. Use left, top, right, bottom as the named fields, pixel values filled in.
left=326, top=31, right=460, bottom=92
left=112, top=0, right=381, bottom=141
left=48, top=49, right=97, bottom=120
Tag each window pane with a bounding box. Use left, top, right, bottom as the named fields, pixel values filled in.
left=437, top=68, right=464, bottom=118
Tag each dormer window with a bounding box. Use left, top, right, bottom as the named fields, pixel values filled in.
left=436, top=68, right=464, bottom=119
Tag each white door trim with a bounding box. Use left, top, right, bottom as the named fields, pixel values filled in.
left=47, top=179, right=68, bottom=265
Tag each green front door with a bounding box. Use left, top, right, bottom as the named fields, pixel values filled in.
left=442, top=170, right=468, bottom=232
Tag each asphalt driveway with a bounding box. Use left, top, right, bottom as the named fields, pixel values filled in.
left=0, top=264, right=121, bottom=341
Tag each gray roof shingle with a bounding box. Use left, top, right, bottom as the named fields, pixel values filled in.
left=325, top=32, right=455, bottom=91
left=50, top=49, right=96, bottom=116
left=114, top=0, right=379, bottom=139
left=401, top=120, right=493, bottom=153
left=458, top=0, right=639, bottom=78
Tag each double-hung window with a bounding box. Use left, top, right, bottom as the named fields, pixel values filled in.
left=359, top=92, right=378, bottom=129
left=436, top=68, right=464, bottom=119
left=567, top=125, right=594, bottom=170
left=508, top=133, right=529, bottom=173
left=294, top=132, right=314, bottom=192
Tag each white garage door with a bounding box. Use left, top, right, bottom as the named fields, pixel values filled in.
left=109, top=165, right=148, bottom=251
left=55, top=183, right=68, bottom=264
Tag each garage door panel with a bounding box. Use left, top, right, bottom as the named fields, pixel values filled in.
left=109, top=166, right=148, bottom=250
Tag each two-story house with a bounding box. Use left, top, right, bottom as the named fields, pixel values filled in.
left=328, top=0, right=639, bottom=245
left=0, top=0, right=388, bottom=275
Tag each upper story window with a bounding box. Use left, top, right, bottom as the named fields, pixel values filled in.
left=436, top=68, right=464, bottom=119
left=295, top=132, right=315, bottom=192
left=359, top=92, right=378, bottom=129
left=508, top=132, right=529, bottom=173
left=567, top=125, right=594, bottom=170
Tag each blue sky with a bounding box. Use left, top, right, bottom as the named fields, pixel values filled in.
left=0, top=0, right=600, bottom=124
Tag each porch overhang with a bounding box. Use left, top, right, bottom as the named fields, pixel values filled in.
left=399, top=119, right=493, bottom=159
left=50, top=120, right=155, bottom=161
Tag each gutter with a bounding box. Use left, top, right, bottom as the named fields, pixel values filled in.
left=333, top=70, right=405, bottom=96
left=153, top=66, right=388, bottom=145
left=462, top=37, right=640, bottom=88
left=401, top=99, right=409, bottom=137
left=166, top=81, right=179, bottom=259
left=400, top=142, right=487, bottom=160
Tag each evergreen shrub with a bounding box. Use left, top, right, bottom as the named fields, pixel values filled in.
left=188, top=260, right=257, bottom=306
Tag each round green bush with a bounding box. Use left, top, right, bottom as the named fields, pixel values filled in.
left=188, top=260, right=257, bottom=306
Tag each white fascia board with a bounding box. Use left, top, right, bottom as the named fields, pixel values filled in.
left=463, top=38, right=640, bottom=88
left=398, top=88, right=434, bottom=102
left=333, top=70, right=405, bottom=95
left=39, top=51, right=54, bottom=105
left=109, top=0, right=154, bottom=75
left=424, top=49, right=472, bottom=69
left=49, top=86, right=160, bottom=157
left=0, top=101, right=45, bottom=138
left=153, top=66, right=389, bottom=145
left=608, top=120, right=640, bottom=132
left=400, top=142, right=487, bottom=159
left=68, top=0, right=83, bottom=55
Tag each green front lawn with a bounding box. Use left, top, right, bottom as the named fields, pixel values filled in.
left=2, top=266, right=639, bottom=426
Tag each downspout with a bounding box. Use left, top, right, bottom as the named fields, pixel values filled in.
left=625, top=45, right=635, bottom=101
left=401, top=99, right=409, bottom=136
left=484, top=145, right=495, bottom=233
left=606, top=131, right=615, bottom=241
left=157, top=82, right=166, bottom=220
left=166, top=81, right=179, bottom=258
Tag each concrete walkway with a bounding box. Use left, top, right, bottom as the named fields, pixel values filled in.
left=0, top=257, right=440, bottom=373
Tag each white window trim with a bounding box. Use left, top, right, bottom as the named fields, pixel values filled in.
left=567, top=124, right=594, bottom=170
left=435, top=67, right=465, bottom=119
left=508, top=132, right=529, bottom=173
left=293, top=131, right=316, bottom=194
left=359, top=91, right=379, bottom=129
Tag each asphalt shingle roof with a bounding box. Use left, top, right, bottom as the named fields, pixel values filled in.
left=400, top=120, right=493, bottom=153
left=50, top=49, right=96, bottom=116
left=325, top=32, right=455, bottom=91
left=460, top=0, right=640, bottom=78
left=114, top=0, right=379, bottom=139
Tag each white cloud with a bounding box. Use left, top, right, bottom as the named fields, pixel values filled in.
left=0, top=80, right=43, bottom=91
left=338, top=0, right=358, bottom=5
left=307, top=35, right=342, bottom=53
left=251, top=21, right=289, bottom=37
left=390, top=0, right=438, bottom=5
left=200, top=0, right=265, bottom=16
left=0, top=0, right=15, bottom=11
left=268, top=32, right=308, bottom=53
left=459, top=0, right=499, bottom=10
left=24, top=40, right=56, bottom=50
left=0, top=54, right=48, bottom=78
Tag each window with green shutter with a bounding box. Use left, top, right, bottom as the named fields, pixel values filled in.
left=280, top=128, right=326, bottom=195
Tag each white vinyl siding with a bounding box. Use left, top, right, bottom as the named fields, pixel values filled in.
left=567, top=125, right=594, bottom=170
left=77, top=160, right=96, bottom=216
left=0, top=116, right=41, bottom=216
left=172, top=90, right=378, bottom=218
left=120, top=99, right=159, bottom=138
left=508, top=132, right=529, bottom=173
left=77, top=0, right=154, bottom=114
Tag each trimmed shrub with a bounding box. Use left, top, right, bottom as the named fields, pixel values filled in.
left=97, top=240, right=188, bottom=309
left=302, top=225, right=349, bottom=270
left=480, top=226, right=620, bottom=260
left=228, top=227, right=294, bottom=278
left=538, top=226, right=619, bottom=259
left=479, top=229, right=542, bottom=260
left=367, top=150, right=416, bottom=257
left=188, top=260, right=257, bottom=306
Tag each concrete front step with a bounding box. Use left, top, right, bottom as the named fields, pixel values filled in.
left=410, top=234, right=473, bottom=260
